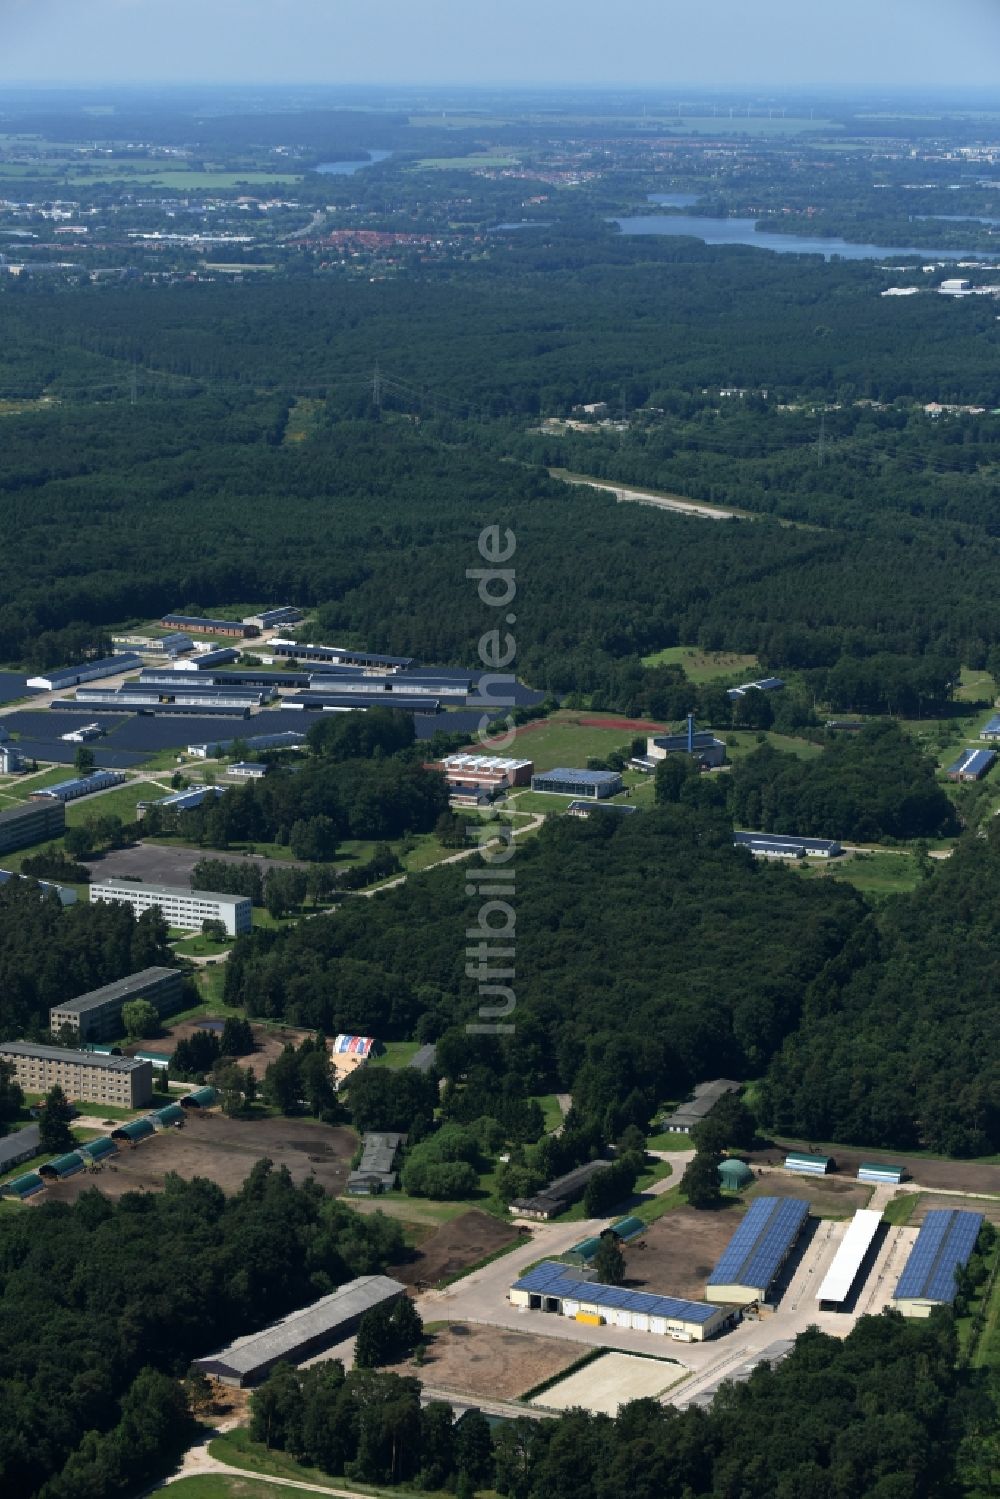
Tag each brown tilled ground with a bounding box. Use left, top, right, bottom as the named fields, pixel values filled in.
left=40, top=1111, right=357, bottom=1202
left=621, top=1205, right=745, bottom=1301
left=384, top=1322, right=582, bottom=1401
left=746, top=1174, right=874, bottom=1218
left=127, top=1019, right=314, bottom=1080
left=753, top=1142, right=1000, bottom=1196
left=391, top=1209, right=522, bottom=1289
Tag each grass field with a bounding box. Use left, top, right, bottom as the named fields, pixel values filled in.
left=64, top=780, right=173, bottom=827
left=367, top=1041, right=422, bottom=1070
left=795, top=850, right=924, bottom=898
left=166, top=1479, right=330, bottom=1499
left=476, top=710, right=649, bottom=771
left=640, top=645, right=759, bottom=682
left=883, top=1193, right=921, bottom=1226
left=953, top=665, right=996, bottom=705
left=207, top=1429, right=437, bottom=1498
left=0, top=766, right=76, bottom=803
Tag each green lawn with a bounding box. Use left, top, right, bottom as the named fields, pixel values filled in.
left=646, top=1130, right=696, bottom=1151
left=64, top=780, right=172, bottom=826
left=171, top=933, right=235, bottom=958
left=882, top=1193, right=921, bottom=1226
left=476, top=710, right=648, bottom=772
left=794, top=850, right=924, bottom=898
left=208, top=1429, right=445, bottom=1498
left=535, top=1094, right=564, bottom=1133
left=640, top=645, right=760, bottom=682
left=165, top=1479, right=323, bottom=1499
left=367, top=1041, right=422, bottom=1070
left=953, top=665, right=996, bottom=705
left=722, top=730, right=824, bottom=762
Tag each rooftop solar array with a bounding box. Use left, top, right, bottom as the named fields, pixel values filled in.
left=894, top=1209, right=983, bottom=1303
left=947, top=747, right=996, bottom=777
left=708, top=1196, right=810, bottom=1290
left=512, top=1260, right=720, bottom=1323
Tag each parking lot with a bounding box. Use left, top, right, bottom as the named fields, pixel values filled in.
left=85, top=840, right=310, bottom=888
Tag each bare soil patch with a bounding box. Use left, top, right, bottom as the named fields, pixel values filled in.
left=756, top=1141, right=1000, bottom=1196
left=133, top=1018, right=314, bottom=1080
left=622, top=1205, right=744, bottom=1301
left=746, top=1174, right=873, bottom=1218
left=391, top=1209, right=521, bottom=1289
left=385, top=1322, right=581, bottom=1402
left=41, top=1111, right=358, bottom=1202
left=910, top=1192, right=1000, bottom=1226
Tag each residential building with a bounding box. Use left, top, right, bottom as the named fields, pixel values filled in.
left=0, top=1041, right=153, bottom=1108
left=89, top=879, right=252, bottom=936
left=0, top=800, right=66, bottom=856
left=49, top=966, right=183, bottom=1042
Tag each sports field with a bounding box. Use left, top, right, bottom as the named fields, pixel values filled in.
left=532, top=1351, right=684, bottom=1415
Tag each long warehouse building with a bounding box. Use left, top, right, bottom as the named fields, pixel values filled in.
left=509, top=1262, right=733, bottom=1342
left=706, top=1196, right=810, bottom=1306
left=0, top=1041, right=153, bottom=1108
left=90, top=879, right=252, bottom=936
left=0, top=800, right=66, bottom=856
left=193, top=1275, right=406, bottom=1387
left=49, top=966, right=184, bottom=1042
left=891, top=1209, right=984, bottom=1318
left=815, top=1209, right=884, bottom=1310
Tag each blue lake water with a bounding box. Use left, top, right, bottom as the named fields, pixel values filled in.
left=611, top=212, right=984, bottom=261
left=314, top=150, right=391, bottom=175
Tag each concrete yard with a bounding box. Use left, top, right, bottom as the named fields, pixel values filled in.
left=532, top=1351, right=685, bottom=1416
left=85, top=839, right=310, bottom=889
left=39, top=1111, right=358, bottom=1201
left=387, top=1321, right=583, bottom=1402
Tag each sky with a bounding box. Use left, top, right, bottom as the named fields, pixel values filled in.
left=2, top=0, right=1000, bottom=90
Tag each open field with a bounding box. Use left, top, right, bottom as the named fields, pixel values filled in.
left=65, top=780, right=173, bottom=826
left=387, top=1320, right=580, bottom=1401
left=391, top=1209, right=522, bottom=1288
left=759, top=1140, right=1000, bottom=1190
left=640, top=645, right=759, bottom=682
left=532, top=1350, right=683, bottom=1415
left=39, top=1111, right=357, bottom=1201
left=474, top=710, right=656, bottom=770
left=746, top=1173, right=874, bottom=1219
left=795, top=850, right=924, bottom=897
left=367, top=1041, right=422, bottom=1070
left=622, top=1204, right=744, bottom=1300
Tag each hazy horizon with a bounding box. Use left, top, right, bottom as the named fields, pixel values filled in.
left=3, top=0, right=1000, bottom=91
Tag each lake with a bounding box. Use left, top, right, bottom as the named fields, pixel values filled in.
left=611, top=211, right=985, bottom=261
left=314, top=150, right=392, bottom=175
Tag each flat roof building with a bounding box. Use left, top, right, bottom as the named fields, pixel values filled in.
left=707, top=1196, right=810, bottom=1306
left=437, top=754, right=534, bottom=786
left=815, top=1209, right=883, bottom=1309
left=661, top=1079, right=741, bottom=1134
left=0, top=1041, right=153, bottom=1108
left=647, top=731, right=727, bottom=769
left=0, top=800, right=66, bottom=856
left=509, top=1262, right=731, bottom=1343
left=566, top=799, right=638, bottom=819
left=136, top=785, right=226, bottom=819
left=193, top=1276, right=406, bottom=1386
left=530, top=768, right=623, bottom=800
left=187, top=730, right=306, bottom=758
left=0, top=868, right=76, bottom=906
left=49, top=966, right=183, bottom=1042
left=891, top=1209, right=984, bottom=1317
left=271, top=639, right=413, bottom=669
left=171, top=647, right=243, bottom=671
left=227, top=762, right=268, bottom=779
left=734, top=831, right=842, bottom=860
left=0, top=1123, right=41, bottom=1177
left=90, top=879, right=252, bottom=937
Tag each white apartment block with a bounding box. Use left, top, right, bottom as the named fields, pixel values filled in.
left=89, top=880, right=252, bottom=936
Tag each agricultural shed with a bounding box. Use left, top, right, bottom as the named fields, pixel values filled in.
left=891, top=1210, right=984, bottom=1317
left=0, top=1171, right=45, bottom=1199
left=784, top=1151, right=832, bottom=1176
left=181, top=1086, right=219, bottom=1109
left=39, top=1151, right=85, bottom=1180
left=112, top=1117, right=156, bottom=1145
left=815, top=1210, right=883, bottom=1308
left=509, top=1262, right=732, bottom=1343
left=707, top=1196, right=810, bottom=1306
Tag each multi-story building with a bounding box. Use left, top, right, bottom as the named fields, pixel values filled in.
left=49, top=966, right=184, bottom=1042
left=0, top=1041, right=153, bottom=1108
left=89, top=879, right=252, bottom=936
left=0, top=800, right=66, bottom=857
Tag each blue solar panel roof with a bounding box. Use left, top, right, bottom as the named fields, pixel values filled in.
left=533, top=768, right=622, bottom=786
left=894, top=1210, right=983, bottom=1302
left=512, top=1261, right=719, bottom=1323
left=708, top=1197, right=809, bottom=1290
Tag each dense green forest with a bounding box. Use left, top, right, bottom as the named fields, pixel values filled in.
left=248, top=1313, right=977, bottom=1499
left=762, top=819, right=1000, bottom=1156
left=0, top=881, right=174, bottom=1044
left=225, top=806, right=864, bottom=1113
left=0, top=1163, right=405, bottom=1499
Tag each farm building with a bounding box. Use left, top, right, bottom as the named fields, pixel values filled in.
left=891, top=1209, right=984, bottom=1317
left=0, top=800, right=66, bottom=856
left=946, top=748, right=996, bottom=782
left=530, top=768, right=623, bottom=799
left=346, top=1132, right=405, bottom=1195
left=49, top=966, right=184, bottom=1042
left=608, top=1215, right=646, bottom=1242
left=89, top=879, right=252, bottom=937
left=718, top=1159, right=754, bottom=1191
left=784, top=1151, right=833, bottom=1176
left=0, top=1042, right=153, bottom=1109
left=734, top=832, right=842, bottom=860
left=0, top=1171, right=45, bottom=1200
left=726, top=677, right=785, bottom=700
left=244, top=606, right=304, bottom=629
left=706, top=1196, right=810, bottom=1306
left=331, top=1034, right=379, bottom=1084
left=510, top=1158, right=611, bottom=1220
left=271, top=640, right=413, bottom=669
left=857, top=1162, right=905, bottom=1185
left=77, top=1136, right=117, bottom=1165
left=815, top=1210, right=883, bottom=1309
left=193, top=1275, right=407, bottom=1387
left=161, top=614, right=259, bottom=639
left=149, top=1103, right=185, bottom=1130
left=660, top=1079, right=741, bottom=1134
left=0, top=1123, right=40, bottom=1176
left=136, top=785, right=226, bottom=819
left=112, top=631, right=194, bottom=657
left=27, top=654, right=143, bottom=691
left=30, top=770, right=126, bottom=803
left=112, top=1117, right=157, bottom=1145
left=564, top=1236, right=602, bottom=1266
left=39, top=1151, right=86, bottom=1181
left=509, top=1262, right=732, bottom=1343
left=181, top=1086, right=220, bottom=1109
left=171, top=647, right=242, bottom=671
left=979, top=715, right=1000, bottom=741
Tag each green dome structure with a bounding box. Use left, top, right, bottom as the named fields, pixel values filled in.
left=718, top=1158, right=754, bottom=1191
